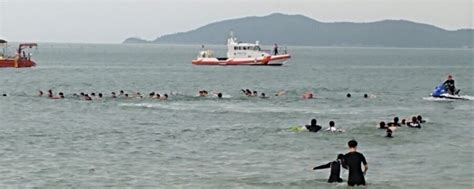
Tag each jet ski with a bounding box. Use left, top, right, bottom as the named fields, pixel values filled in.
left=431, top=82, right=468, bottom=100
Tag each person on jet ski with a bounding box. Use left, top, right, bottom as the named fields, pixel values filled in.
left=443, top=75, right=460, bottom=95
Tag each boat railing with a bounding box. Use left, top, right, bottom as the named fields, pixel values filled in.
left=262, top=47, right=288, bottom=55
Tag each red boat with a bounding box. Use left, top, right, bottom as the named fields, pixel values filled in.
left=0, top=40, right=38, bottom=68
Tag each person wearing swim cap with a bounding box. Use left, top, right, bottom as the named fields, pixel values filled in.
left=343, top=140, right=368, bottom=187
left=443, top=75, right=460, bottom=95
left=305, top=119, right=322, bottom=132
left=313, top=154, right=346, bottom=183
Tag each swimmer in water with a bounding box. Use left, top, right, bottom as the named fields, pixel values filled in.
left=162, top=94, right=168, bottom=100
left=401, top=119, right=406, bottom=125
left=387, top=117, right=401, bottom=127
left=155, top=93, right=161, bottom=99
left=125, top=93, right=129, bottom=98
left=363, top=94, right=368, bottom=98
left=343, top=140, right=368, bottom=187
left=2, top=93, right=7, bottom=97
left=84, top=94, right=92, bottom=101
left=245, top=89, right=252, bottom=96
left=385, top=128, right=393, bottom=138
left=98, top=93, right=103, bottom=98
left=59, top=92, right=64, bottom=99
left=313, top=154, right=346, bottom=183
left=326, top=121, right=344, bottom=132
left=417, top=115, right=426, bottom=123
left=378, top=121, right=387, bottom=129
left=111, top=92, right=117, bottom=98
left=38, top=90, right=43, bottom=97
left=48, top=89, right=53, bottom=98
left=305, top=119, right=322, bottom=132
left=260, top=93, right=268, bottom=98
left=407, top=116, right=421, bottom=128
left=253, top=91, right=258, bottom=97
left=275, top=90, right=287, bottom=96
left=217, top=93, right=223, bottom=98
left=149, top=92, right=155, bottom=98
left=119, top=90, right=124, bottom=96
left=303, top=92, right=314, bottom=99
left=346, top=93, right=351, bottom=98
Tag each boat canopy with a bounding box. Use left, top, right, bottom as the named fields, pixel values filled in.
left=0, top=39, right=7, bottom=44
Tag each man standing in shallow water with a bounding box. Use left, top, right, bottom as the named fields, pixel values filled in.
left=344, top=140, right=368, bottom=187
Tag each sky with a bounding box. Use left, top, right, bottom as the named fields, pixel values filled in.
left=0, top=0, right=472, bottom=43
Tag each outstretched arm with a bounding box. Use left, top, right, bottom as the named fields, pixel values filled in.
left=313, top=162, right=331, bottom=170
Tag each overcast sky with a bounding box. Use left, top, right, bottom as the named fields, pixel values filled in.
left=0, top=0, right=472, bottom=43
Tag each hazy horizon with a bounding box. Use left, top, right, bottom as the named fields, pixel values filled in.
left=0, top=0, right=472, bottom=43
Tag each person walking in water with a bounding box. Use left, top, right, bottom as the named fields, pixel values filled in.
left=344, top=140, right=368, bottom=187
left=313, top=154, right=346, bottom=183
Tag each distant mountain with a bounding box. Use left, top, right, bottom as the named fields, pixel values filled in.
left=124, top=13, right=473, bottom=48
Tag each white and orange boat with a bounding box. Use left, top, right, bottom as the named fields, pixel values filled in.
left=192, top=33, right=291, bottom=66
left=0, top=39, right=38, bottom=68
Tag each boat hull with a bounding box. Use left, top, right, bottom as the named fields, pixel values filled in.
left=0, top=59, right=36, bottom=68
left=192, top=54, right=290, bottom=66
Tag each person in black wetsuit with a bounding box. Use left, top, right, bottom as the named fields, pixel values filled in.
left=305, top=119, right=322, bottom=132
left=343, top=140, right=368, bottom=187
left=313, top=154, right=346, bottom=183
left=443, top=75, right=459, bottom=95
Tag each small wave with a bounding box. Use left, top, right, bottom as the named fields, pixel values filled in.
left=422, top=95, right=474, bottom=101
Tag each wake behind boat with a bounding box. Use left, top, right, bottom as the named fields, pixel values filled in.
left=192, top=32, right=291, bottom=66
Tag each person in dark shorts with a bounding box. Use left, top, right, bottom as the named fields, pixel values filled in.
left=305, top=119, right=322, bottom=133
left=344, top=140, right=368, bottom=187
left=313, top=154, right=346, bottom=183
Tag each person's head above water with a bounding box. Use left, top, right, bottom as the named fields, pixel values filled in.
left=337, top=154, right=344, bottom=160
left=98, top=93, right=103, bottom=98
left=217, top=93, right=222, bottom=98
left=348, top=140, right=358, bottom=148
left=379, top=121, right=386, bottom=128
left=364, top=94, right=368, bottom=98
left=346, top=93, right=351, bottom=98
left=447, top=74, right=453, bottom=80
left=401, top=119, right=406, bottom=125
left=311, top=119, right=317, bottom=126
left=411, top=116, right=418, bottom=123
left=386, top=128, right=393, bottom=137
left=394, top=117, right=399, bottom=123
left=329, top=121, right=335, bottom=127
left=417, top=115, right=423, bottom=122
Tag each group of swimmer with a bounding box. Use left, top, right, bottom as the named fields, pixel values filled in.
left=378, top=115, right=426, bottom=137
left=38, top=89, right=170, bottom=101
left=298, top=119, right=345, bottom=133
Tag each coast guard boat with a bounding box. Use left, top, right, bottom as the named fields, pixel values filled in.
left=0, top=39, right=37, bottom=68
left=192, top=33, right=291, bottom=66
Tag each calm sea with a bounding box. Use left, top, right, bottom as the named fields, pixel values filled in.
left=0, top=44, right=473, bottom=188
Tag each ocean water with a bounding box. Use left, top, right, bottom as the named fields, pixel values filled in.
left=0, top=44, right=473, bottom=188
